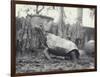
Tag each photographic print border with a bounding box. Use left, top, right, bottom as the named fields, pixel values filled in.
left=11, top=0, right=97, bottom=76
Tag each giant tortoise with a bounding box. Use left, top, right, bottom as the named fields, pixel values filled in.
left=43, top=33, right=80, bottom=62
left=33, top=25, right=80, bottom=62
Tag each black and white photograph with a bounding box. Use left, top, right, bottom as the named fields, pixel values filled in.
left=11, top=1, right=97, bottom=76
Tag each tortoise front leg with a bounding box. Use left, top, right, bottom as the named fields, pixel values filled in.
left=43, top=47, right=52, bottom=61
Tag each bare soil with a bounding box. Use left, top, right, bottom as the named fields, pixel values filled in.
left=16, top=50, right=94, bottom=73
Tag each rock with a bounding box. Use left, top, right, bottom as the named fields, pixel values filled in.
left=84, top=40, right=95, bottom=57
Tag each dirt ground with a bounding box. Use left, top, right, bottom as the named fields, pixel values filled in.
left=16, top=50, right=95, bottom=73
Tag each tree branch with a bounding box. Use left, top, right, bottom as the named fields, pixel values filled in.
left=37, top=6, right=44, bottom=14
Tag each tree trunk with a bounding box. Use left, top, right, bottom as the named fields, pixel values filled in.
left=57, top=7, right=66, bottom=39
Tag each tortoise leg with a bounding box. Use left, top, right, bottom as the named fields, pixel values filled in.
left=65, top=50, right=79, bottom=68
left=43, top=47, right=52, bottom=61
left=70, top=51, right=77, bottom=62
left=69, top=49, right=80, bottom=60
left=70, top=50, right=80, bottom=68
